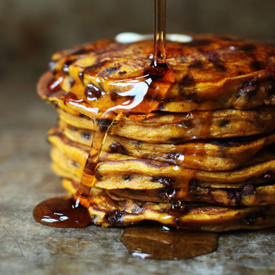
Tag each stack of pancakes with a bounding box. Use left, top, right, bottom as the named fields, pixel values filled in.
left=37, top=34, right=275, bottom=232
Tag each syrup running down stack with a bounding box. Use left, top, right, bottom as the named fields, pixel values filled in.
left=35, top=0, right=275, bottom=259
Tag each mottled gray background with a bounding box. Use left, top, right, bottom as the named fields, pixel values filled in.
left=0, top=0, right=274, bottom=84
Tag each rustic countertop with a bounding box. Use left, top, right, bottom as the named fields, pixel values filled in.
left=0, top=82, right=274, bottom=275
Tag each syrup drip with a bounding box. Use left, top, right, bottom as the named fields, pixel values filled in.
left=78, top=68, right=172, bottom=197
left=78, top=115, right=118, bottom=194
left=78, top=0, right=170, bottom=199
left=121, top=225, right=219, bottom=260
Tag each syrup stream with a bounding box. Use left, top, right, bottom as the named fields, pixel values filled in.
left=153, top=0, right=167, bottom=66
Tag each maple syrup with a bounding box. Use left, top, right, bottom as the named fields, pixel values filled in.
left=121, top=225, right=218, bottom=260
left=77, top=0, right=172, bottom=200
left=152, top=0, right=167, bottom=67
left=33, top=196, right=91, bottom=228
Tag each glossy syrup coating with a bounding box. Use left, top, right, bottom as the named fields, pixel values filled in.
left=39, top=34, right=275, bottom=116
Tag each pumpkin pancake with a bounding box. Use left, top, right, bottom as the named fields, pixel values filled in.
left=37, top=34, right=275, bottom=114
left=62, top=179, right=275, bottom=232
left=107, top=184, right=275, bottom=207
left=55, top=158, right=275, bottom=207
left=54, top=123, right=275, bottom=171
left=57, top=107, right=275, bottom=143
left=49, top=142, right=275, bottom=191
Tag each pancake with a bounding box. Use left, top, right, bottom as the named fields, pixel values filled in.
left=57, top=107, right=275, bottom=143
left=55, top=156, right=275, bottom=207
left=38, top=34, right=275, bottom=114
left=107, top=184, right=275, bottom=207
left=54, top=123, right=275, bottom=171
left=62, top=179, right=275, bottom=232
left=49, top=142, right=275, bottom=190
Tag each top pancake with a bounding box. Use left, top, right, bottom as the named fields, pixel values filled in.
left=38, top=34, right=275, bottom=115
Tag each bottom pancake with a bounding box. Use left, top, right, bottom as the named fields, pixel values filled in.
left=63, top=179, right=275, bottom=232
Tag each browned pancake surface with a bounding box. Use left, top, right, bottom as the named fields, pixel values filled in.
left=38, top=34, right=275, bottom=114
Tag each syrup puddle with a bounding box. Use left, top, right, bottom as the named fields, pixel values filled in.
left=121, top=225, right=219, bottom=260
left=33, top=196, right=91, bottom=228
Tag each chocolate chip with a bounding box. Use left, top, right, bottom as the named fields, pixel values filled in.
left=105, top=210, right=125, bottom=225
left=72, top=161, right=79, bottom=167
left=238, top=80, right=257, bottom=98
left=242, top=184, right=256, bottom=196
left=109, top=142, right=128, bottom=155
left=98, top=119, right=112, bottom=132
left=165, top=152, right=185, bottom=162
left=180, top=75, right=195, bottom=86
left=189, top=60, right=203, bottom=69
left=95, top=171, right=103, bottom=180
left=151, top=176, right=175, bottom=186
left=123, top=175, right=131, bottom=181
left=110, top=92, right=118, bottom=101
left=205, top=51, right=226, bottom=71
left=119, top=71, right=127, bottom=75
left=251, top=61, right=263, bottom=70
left=171, top=200, right=186, bottom=211
left=79, top=113, right=87, bottom=118
left=78, top=71, right=84, bottom=82
left=165, top=188, right=177, bottom=199
left=85, top=84, right=103, bottom=101
left=263, top=171, right=272, bottom=181
left=103, top=66, right=121, bottom=75
left=81, top=132, right=91, bottom=140
left=158, top=103, right=165, bottom=110
left=219, top=119, right=230, bottom=128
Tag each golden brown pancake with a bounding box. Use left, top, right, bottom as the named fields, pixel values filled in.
left=54, top=156, right=275, bottom=207
left=38, top=34, right=275, bottom=114
left=54, top=122, right=275, bottom=171
left=62, top=179, right=275, bottom=232
left=57, top=107, right=275, bottom=143
left=49, top=141, right=275, bottom=191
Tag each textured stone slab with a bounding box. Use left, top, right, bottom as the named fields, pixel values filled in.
left=0, top=84, right=274, bottom=275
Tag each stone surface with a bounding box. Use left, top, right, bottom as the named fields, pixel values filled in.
left=0, top=83, right=274, bottom=275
